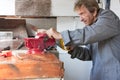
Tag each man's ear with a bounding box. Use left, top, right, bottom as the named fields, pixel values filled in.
left=93, top=7, right=98, bottom=17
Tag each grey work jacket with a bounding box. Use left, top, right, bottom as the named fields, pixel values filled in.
left=61, top=8, right=120, bottom=80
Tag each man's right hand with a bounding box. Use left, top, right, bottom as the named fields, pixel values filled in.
left=38, top=28, right=62, bottom=40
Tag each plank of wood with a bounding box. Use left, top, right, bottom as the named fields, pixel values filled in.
left=15, top=0, right=51, bottom=16
left=0, top=53, right=64, bottom=79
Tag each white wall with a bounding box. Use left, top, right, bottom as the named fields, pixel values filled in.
left=57, top=17, right=84, bottom=32
left=51, top=0, right=78, bottom=16
left=110, top=0, right=120, bottom=17
left=60, top=53, right=92, bottom=80
left=0, top=0, right=15, bottom=15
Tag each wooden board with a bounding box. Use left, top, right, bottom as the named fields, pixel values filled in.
left=15, top=0, right=51, bottom=16
left=0, top=53, right=64, bottom=79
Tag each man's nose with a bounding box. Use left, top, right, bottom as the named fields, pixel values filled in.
left=80, top=17, right=84, bottom=22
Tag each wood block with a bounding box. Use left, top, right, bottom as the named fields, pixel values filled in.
left=0, top=52, right=64, bottom=79
left=15, top=0, right=51, bottom=16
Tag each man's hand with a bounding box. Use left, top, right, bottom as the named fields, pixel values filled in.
left=38, top=28, right=62, bottom=40
left=68, top=46, right=91, bottom=60
left=68, top=46, right=79, bottom=58
left=37, top=29, right=47, bottom=33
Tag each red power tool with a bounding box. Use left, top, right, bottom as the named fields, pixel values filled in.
left=24, top=33, right=56, bottom=54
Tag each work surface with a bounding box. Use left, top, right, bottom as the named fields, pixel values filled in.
left=0, top=52, right=64, bottom=80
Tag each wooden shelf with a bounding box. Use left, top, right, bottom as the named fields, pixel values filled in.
left=0, top=15, right=56, bottom=19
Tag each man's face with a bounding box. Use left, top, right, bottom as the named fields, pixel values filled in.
left=76, top=5, right=97, bottom=26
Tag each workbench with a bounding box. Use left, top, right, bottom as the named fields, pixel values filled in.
left=0, top=51, right=64, bottom=80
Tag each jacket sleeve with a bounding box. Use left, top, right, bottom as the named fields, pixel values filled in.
left=68, top=45, right=92, bottom=61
